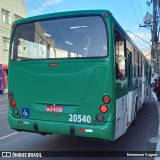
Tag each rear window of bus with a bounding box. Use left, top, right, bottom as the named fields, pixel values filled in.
left=11, top=16, right=108, bottom=61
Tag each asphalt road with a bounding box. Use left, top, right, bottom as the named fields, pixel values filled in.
left=0, top=93, right=158, bottom=160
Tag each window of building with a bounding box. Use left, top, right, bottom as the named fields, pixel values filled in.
left=3, top=37, right=10, bottom=51
left=1, top=9, right=10, bottom=24
left=14, top=14, right=22, bottom=21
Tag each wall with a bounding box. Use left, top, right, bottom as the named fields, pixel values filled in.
left=0, top=0, right=27, bottom=64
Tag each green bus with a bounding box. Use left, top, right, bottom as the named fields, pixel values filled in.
left=8, top=10, right=149, bottom=141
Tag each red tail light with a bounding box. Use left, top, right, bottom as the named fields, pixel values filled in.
left=11, top=23, right=15, bottom=28
left=48, top=63, right=59, bottom=66
left=100, top=105, right=108, bottom=113
left=78, top=128, right=85, bottom=132
left=10, top=100, right=16, bottom=107
left=104, top=13, right=109, bottom=18
left=102, top=95, right=111, bottom=104
left=8, top=92, right=14, bottom=99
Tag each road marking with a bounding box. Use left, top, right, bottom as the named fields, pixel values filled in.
left=0, top=132, right=19, bottom=141
left=0, top=111, right=7, bottom=115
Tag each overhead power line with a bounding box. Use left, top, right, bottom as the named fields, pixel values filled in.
left=41, top=0, right=56, bottom=13
left=137, top=0, right=144, bottom=20
left=32, top=0, right=50, bottom=14
left=27, top=0, right=45, bottom=14
left=129, top=0, right=140, bottom=25
left=126, top=30, right=152, bottom=47
left=135, top=30, right=151, bottom=44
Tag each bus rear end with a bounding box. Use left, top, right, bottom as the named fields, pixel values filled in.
left=8, top=11, right=115, bottom=141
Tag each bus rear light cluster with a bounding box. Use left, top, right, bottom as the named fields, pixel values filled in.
left=96, top=114, right=104, bottom=122
left=99, top=95, right=110, bottom=113
left=95, top=95, right=111, bottom=123
left=8, top=92, right=16, bottom=107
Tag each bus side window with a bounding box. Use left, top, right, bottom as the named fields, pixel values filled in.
left=116, top=62, right=123, bottom=79
left=115, top=30, right=126, bottom=79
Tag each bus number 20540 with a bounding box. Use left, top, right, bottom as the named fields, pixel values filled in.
left=69, top=114, right=91, bottom=123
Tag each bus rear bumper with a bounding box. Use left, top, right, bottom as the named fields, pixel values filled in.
left=8, top=114, right=115, bottom=141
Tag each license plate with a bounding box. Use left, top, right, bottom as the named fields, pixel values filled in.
left=46, top=105, right=63, bottom=113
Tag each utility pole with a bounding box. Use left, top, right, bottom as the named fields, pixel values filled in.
left=140, top=0, right=159, bottom=74
left=152, top=0, right=159, bottom=73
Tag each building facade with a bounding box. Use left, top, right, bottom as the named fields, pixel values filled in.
left=0, top=0, right=27, bottom=65
left=0, top=0, right=27, bottom=93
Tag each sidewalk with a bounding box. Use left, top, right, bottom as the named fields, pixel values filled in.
left=0, top=85, right=8, bottom=101
left=153, top=91, right=160, bottom=160
left=0, top=92, right=8, bottom=101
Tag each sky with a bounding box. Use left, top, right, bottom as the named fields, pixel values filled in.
left=23, top=0, right=152, bottom=53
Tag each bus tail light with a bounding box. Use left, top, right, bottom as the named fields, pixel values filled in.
left=10, top=100, right=16, bottom=107
left=96, top=114, right=104, bottom=122
left=100, top=105, right=108, bottom=113
left=8, top=92, right=14, bottom=99
left=104, top=13, right=109, bottom=18
left=78, top=128, right=93, bottom=133
left=12, top=23, right=15, bottom=28
left=13, top=107, right=19, bottom=115
left=48, top=63, right=59, bottom=66
left=102, top=95, right=111, bottom=104
left=78, top=128, right=85, bottom=132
